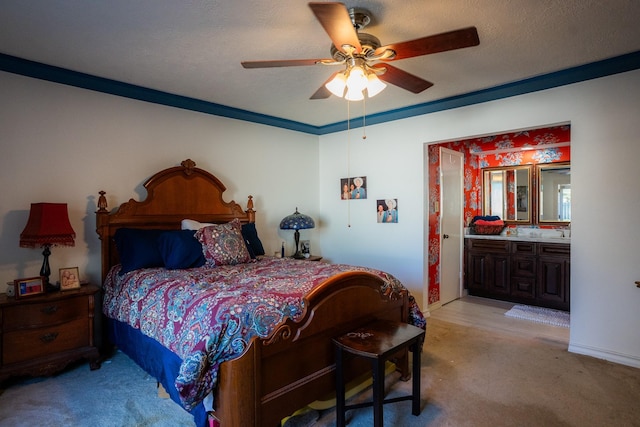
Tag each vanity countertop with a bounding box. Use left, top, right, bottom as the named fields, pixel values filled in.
left=465, top=234, right=570, bottom=244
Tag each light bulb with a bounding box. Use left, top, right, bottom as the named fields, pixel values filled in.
left=345, top=87, right=364, bottom=101
left=346, top=66, right=367, bottom=92
left=366, top=73, right=386, bottom=97
left=325, top=72, right=347, bottom=97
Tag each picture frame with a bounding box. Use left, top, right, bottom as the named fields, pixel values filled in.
left=59, top=267, right=81, bottom=291
left=301, top=240, right=310, bottom=256
left=377, top=198, right=399, bottom=223
left=340, top=176, right=367, bottom=200
left=14, top=276, right=45, bottom=298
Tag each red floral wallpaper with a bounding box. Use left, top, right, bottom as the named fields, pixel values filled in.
left=427, top=125, right=571, bottom=305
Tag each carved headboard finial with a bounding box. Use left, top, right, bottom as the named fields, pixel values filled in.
left=97, top=190, right=108, bottom=212
left=181, top=159, right=197, bottom=176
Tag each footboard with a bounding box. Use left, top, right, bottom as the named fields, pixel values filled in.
left=212, top=271, right=409, bottom=426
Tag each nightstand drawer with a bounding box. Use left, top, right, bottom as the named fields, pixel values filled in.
left=3, top=296, right=87, bottom=331
left=3, top=318, right=89, bottom=364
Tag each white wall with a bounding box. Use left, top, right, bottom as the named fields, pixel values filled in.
left=0, top=71, right=319, bottom=286
left=2, top=67, right=639, bottom=369
left=319, top=69, right=640, bottom=368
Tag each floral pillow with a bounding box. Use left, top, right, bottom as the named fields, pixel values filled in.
left=195, top=218, right=251, bottom=266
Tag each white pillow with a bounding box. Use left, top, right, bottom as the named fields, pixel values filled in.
left=181, top=219, right=214, bottom=231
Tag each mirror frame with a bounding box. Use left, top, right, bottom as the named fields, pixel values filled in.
left=537, top=162, right=571, bottom=224
left=482, top=165, right=533, bottom=224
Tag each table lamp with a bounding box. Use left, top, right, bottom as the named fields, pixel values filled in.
left=279, top=208, right=315, bottom=259
left=20, top=203, right=76, bottom=291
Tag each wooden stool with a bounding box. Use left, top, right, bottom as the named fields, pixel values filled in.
left=333, top=320, right=425, bottom=427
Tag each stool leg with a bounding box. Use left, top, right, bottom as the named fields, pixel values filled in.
left=411, top=342, right=421, bottom=415
left=372, top=358, right=385, bottom=427
left=335, top=347, right=346, bottom=427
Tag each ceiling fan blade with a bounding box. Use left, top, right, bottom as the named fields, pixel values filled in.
left=375, top=27, right=479, bottom=61
left=373, top=64, right=433, bottom=94
left=241, top=59, right=333, bottom=69
left=309, top=2, right=361, bottom=54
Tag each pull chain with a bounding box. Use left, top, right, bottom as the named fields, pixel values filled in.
left=347, top=100, right=351, bottom=228
left=362, top=95, right=367, bottom=140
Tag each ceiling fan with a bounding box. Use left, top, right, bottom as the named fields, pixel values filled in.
left=241, top=2, right=480, bottom=101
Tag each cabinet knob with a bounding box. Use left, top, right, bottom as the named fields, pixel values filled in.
left=40, top=332, right=59, bottom=343
left=443, top=234, right=450, bottom=239
left=41, top=305, right=58, bottom=315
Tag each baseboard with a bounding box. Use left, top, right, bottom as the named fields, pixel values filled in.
left=426, top=301, right=440, bottom=314
left=568, top=342, right=640, bottom=369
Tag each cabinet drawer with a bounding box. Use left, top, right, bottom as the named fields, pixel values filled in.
left=512, top=256, right=537, bottom=277
left=511, top=241, right=537, bottom=255
left=539, top=243, right=570, bottom=257
left=3, top=296, right=87, bottom=331
left=466, top=239, right=509, bottom=253
left=2, top=318, right=89, bottom=364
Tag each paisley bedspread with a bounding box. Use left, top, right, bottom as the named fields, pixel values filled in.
left=102, top=257, right=425, bottom=410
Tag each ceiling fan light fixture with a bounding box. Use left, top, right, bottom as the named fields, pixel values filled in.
left=325, top=72, right=347, bottom=97
left=346, top=66, right=367, bottom=92
left=366, top=72, right=386, bottom=97
left=344, top=86, right=365, bottom=101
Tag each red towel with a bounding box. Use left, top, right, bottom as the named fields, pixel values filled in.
left=474, top=219, right=504, bottom=226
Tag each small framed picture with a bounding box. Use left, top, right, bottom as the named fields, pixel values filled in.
left=14, top=276, right=45, bottom=298
left=301, top=240, right=310, bottom=256
left=59, top=267, right=81, bottom=291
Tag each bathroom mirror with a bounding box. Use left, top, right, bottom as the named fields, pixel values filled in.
left=538, top=162, right=571, bottom=223
left=482, top=165, right=532, bottom=223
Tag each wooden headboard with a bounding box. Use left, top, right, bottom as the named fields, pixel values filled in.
left=96, top=159, right=255, bottom=283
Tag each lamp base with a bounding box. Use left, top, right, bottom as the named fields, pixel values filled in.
left=292, top=229, right=305, bottom=259
left=39, top=244, right=56, bottom=292
left=46, top=281, right=60, bottom=292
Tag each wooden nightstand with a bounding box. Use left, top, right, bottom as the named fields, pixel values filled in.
left=0, top=284, right=101, bottom=382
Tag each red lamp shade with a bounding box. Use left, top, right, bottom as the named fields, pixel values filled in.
left=20, top=203, right=76, bottom=248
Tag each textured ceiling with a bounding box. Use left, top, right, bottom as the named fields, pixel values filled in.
left=2, top=0, right=640, bottom=128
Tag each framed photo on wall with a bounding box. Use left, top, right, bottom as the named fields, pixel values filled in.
left=340, top=176, right=367, bottom=200
left=14, top=276, right=45, bottom=298
left=377, top=199, right=398, bottom=223
left=60, top=267, right=81, bottom=291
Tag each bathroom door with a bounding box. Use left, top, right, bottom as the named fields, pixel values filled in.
left=440, top=148, right=464, bottom=305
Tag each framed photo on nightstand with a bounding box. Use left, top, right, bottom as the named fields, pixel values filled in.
left=14, top=276, right=45, bottom=298
left=301, top=240, right=310, bottom=256
left=60, top=267, right=81, bottom=291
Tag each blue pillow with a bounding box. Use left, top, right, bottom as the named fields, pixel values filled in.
left=113, top=228, right=166, bottom=275
left=158, top=230, right=206, bottom=269
left=241, top=223, right=265, bottom=257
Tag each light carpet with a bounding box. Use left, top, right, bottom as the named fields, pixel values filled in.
left=2, top=318, right=640, bottom=426
left=504, top=304, right=570, bottom=327
left=0, top=350, right=193, bottom=426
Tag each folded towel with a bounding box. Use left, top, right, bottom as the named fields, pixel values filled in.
left=471, top=215, right=501, bottom=224
left=474, top=219, right=504, bottom=226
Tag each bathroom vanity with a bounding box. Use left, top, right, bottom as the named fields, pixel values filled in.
left=465, top=235, right=570, bottom=311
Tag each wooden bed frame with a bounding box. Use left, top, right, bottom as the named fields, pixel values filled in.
left=96, top=159, right=410, bottom=427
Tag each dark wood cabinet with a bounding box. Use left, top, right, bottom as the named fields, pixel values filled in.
left=465, top=239, right=510, bottom=295
left=465, top=238, right=570, bottom=311
left=0, top=284, right=101, bottom=382
left=510, top=241, right=537, bottom=300
left=537, top=243, right=571, bottom=310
